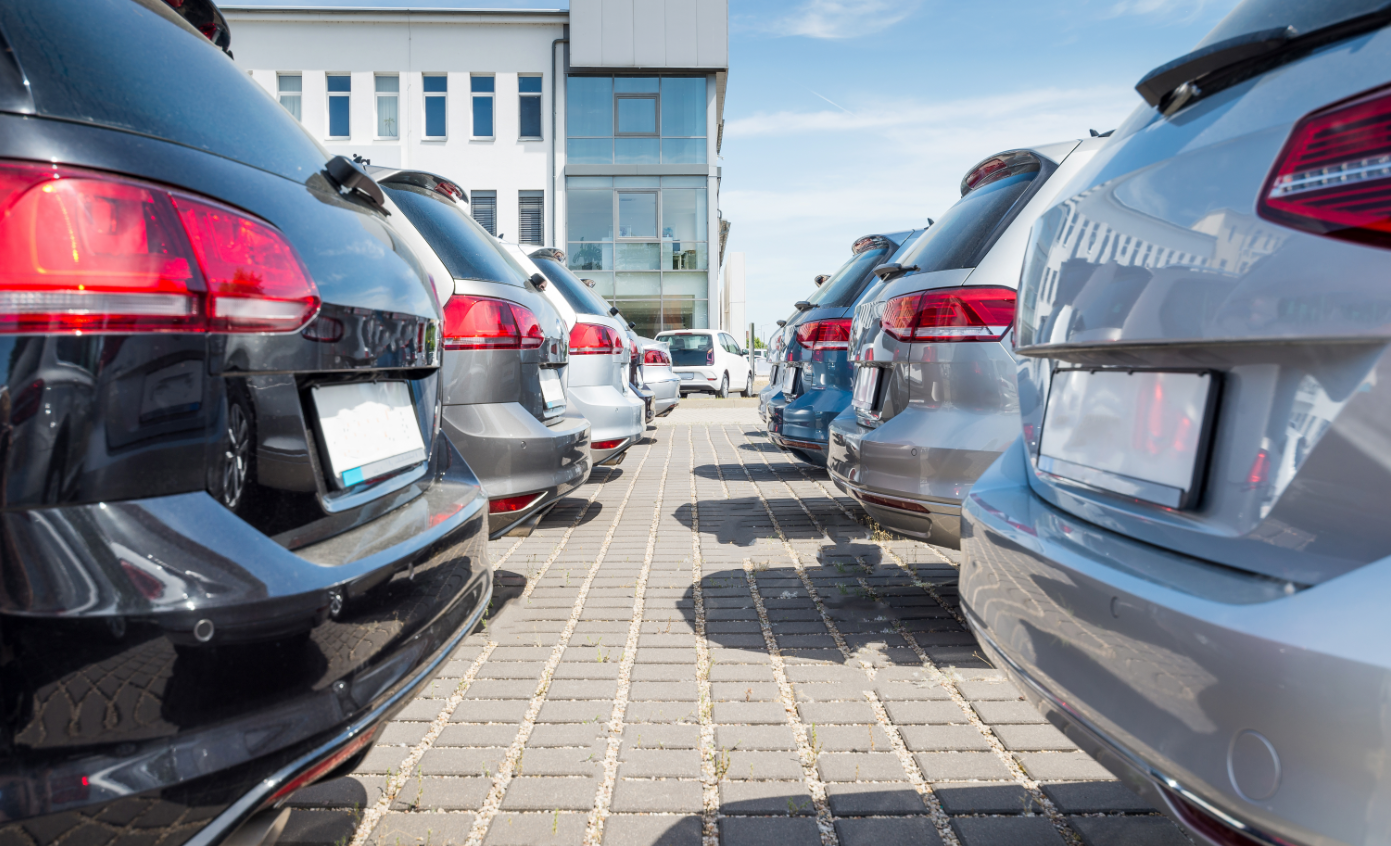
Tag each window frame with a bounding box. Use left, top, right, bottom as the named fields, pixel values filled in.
left=614, top=93, right=659, bottom=137
left=326, top=73, right=351, bottom=140
left=471, top=74, right=495, bottom=140
left=615, top=189, right=660, bottom=241
left=423, top=74, right=448, bottom=140
left=518, top=74, right=543, bottom=140
left=374, top=74, right=400, bottom=140
left=518, top=189, right=545, bottom=245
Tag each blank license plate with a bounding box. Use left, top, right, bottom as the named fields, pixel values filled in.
left=680, top=372, right=695, bottom=381
left=1039, top=369, right=1215, bottom=508
left=780, top=364, right=798, bottom=393
left=540, top=368, right=565, bottom=408
left=851, top=367, right=879, bottom=410
left=312, top=381, right=427, bottom=489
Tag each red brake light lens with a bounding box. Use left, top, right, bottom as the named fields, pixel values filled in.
left=643, top=348, right=671, bottom=365
left=570, top=322, right=622, bottom=355
left=0, top=162, right=318, bottom=335
left=592, top=438, right=625, bottom=450
left=881, top=287, right=1016, bottom=343
left=489, top=492, right=543, bottom=514
left=795, top=319, right=851, bottom=351
left=1259, top=85, right=1391, bottom=248
left=442, top=296, right=542, bottom=350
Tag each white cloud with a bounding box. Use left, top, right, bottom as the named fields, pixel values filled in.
left=767, top=0, right=922, bottom=39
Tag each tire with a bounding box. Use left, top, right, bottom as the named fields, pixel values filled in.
left=716, top=374, right=729, bottom=398
left=741, top=373, right=753, bottom=397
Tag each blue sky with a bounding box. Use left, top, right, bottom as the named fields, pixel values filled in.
left=241, top=0, right=1241, bottom=340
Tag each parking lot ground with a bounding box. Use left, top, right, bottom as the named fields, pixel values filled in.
left=284, top=412, right=1188, bottom=846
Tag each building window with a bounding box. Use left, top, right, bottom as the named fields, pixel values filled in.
left=472, top=190, right=497, bottom=236
left=327, top=74, right=350, bottom=138
left=519, top=75, right=543, bottom=139
left=471, top=76, right=494, bottom=138
left=375, top=75, right=399, bottom=138
left=567, top=75, right=706, bottom=165
left=278, top=74, right=302, bottom=121
left=519, top=190, right=544, bottom=245
left=565, top=176, right=708, bottom=335
left=424, top=75, right=447, bottom=138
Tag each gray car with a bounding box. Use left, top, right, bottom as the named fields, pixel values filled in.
left=524, top=248, right=646, bottom=466
left=374, top=171, right=591, bottom=538
left=827, top=137, right=1104, bottom=546
left=961, top=4, right=1391, bottom=846
left=636, top=336, right=680, bottom=417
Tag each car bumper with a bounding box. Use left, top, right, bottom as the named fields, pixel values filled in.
left=442, top=403, right=591, bottom=537
left=567, top=384, right=644, bottom=463
left=674, top=368, right=719, bottom=392
left=765, top=386, right=853, bottom=468
left=962, top=438, right=1391, bottom=846
left=646, top=374, right=680, bottom=416
left=0, top=433, right=492, bottom=846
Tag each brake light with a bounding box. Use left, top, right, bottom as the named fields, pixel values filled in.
left=1259, top=85, right=1391, bottom=248
left=858, top=490, right=928, bottom=513
left=262, top=727, right=378, bottom=810
left=442, top=296, right=544, bottom=350
left=643, top=348, right=671, bottom=365
left=490, top=492, right=543, bottom=514
left=0, top=162, right=318, bottom=335
left=706, top=348, right=715, bottom=365
left=881, top=287, right=1016, bottom=343
left=795, top=319, right=851, bottom=351
left=570, top=322, right=623, bottom=355
left=592, top=438, right=625, bottom=450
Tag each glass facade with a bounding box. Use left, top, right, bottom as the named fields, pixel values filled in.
left=566, top=175, right=708, bottom=336
left=566, top=76, right=706, bottom=165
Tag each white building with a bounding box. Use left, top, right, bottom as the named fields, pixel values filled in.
left=721, top=250, right=745, bottom=343
left=225, top=0, right=729, bottom=337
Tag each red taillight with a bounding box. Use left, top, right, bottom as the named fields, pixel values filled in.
left=489, top=492, right=543, bottom=514
left=263, top=727, right=379, bottom=810
left=570, top=322, right=623, bottom=355
left=1259, top=85, right=1391, bottom=248
left=881, top=287, right=1016, bottom=343
left=592, top=438, right=625, bottom=450
left=0, top=162, right=318, bottom=335
left=858, top=491, right=928, bottom=513
left=795, top=319, right=851, bottom=351
left=442, top=296, right=543, bottom=350
left=643, top=348, right=671, bottom=365
left=706, top=348, right=715, bottom=365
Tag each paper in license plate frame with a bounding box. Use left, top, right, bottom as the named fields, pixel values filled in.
left=850, top=366, right=880, bottom=411
left=780, top=363, right=798, bottom=394
left=311, top=381, right=427, bottom=489
left=1037, top=368, right=1219, bottom=509
left=539, top=368, right=565, bottom=408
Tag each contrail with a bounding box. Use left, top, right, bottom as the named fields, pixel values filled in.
left=806, top=87, right=854, bottom=115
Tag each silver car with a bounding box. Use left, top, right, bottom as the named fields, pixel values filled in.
left=963, top=4, right=1391, bottom=845
left=375, top=171, right=590, bottom=537
left=522, top=247, right=646, bottom=466
left=826, top=138, right=1104, bottom=546
left=636, top=337, right=680, bottom=417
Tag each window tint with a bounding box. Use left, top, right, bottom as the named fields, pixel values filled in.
left=0, top=0, right=329, bottom=182
left=1199, top=0, right=1386, bottom=47
left=531, top=256, right=613, bottom=316
left=383, top=184, right=526, bottom=286
left=659, top=332, right=714, bottom=366
left=806, top=246, right=893, bottom=308
left=896, top=168, right=1042, bottom=278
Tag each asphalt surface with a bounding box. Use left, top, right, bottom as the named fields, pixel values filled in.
left=279, top=408, right=1189, bottom=846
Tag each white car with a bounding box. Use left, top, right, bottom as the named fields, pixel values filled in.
left=656, top=329, right=754, bottom=398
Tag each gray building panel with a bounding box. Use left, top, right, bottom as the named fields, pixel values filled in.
left=572, top=0, right=728, bottom=71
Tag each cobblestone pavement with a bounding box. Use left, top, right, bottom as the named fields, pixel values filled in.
left=280, top=416, right=1190, bottom=846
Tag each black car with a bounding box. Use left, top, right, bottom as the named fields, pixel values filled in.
left=0, top=2, right=490, bottom=844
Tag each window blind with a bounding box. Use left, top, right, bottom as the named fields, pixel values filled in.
left=471, top=190, right=497, bottom=236
left=519, top=190, right=544, bottom=245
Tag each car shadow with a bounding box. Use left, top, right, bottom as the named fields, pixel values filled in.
left=672, top=497, right=866, bottom=547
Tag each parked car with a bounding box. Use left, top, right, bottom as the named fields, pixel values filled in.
left=635, top=336, right=681, bottom=417
left=658, top=329, right=754, bottom=397
left=827, top=137, right=1103, bottom=545
left=520, top=246, right=645, bottom=466
left=0, top=2, right=491, bottom=844
left=961, top=4, right=1391, bottom=846
left=766, top=230, right=925, bottom=466
left=369, top=170, right=591, bottom=538
left=759, top=320, right=793, bottom=420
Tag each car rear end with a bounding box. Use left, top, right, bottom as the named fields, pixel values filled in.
left=769, top=232, right=920, bottom=466
left=759, top=321, right=793, bottom=422
left=827, top=139, right=1100, bottom=546
left=962, top=4, right=1391, bottom=845
left=526, top=248, right=645, bottom=465
left=0, top=3, right=491, bottom=844
left=374, top=173, right=590, bottom=538
left=638, top=337, right=680, bottom=417
left=662, top=330, right=722, bottom=394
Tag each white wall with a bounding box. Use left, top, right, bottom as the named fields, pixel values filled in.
left=228, top=10, right=566, bottom=244
left=722, top=251, right=745, bottom=335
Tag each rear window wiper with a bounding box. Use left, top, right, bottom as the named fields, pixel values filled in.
left=1137, top=3, right=1391, bottom=114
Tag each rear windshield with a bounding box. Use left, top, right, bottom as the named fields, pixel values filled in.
left=0, top=0, right=329, bottom=183
left=384, top=184, right=526, bottom=286
left=660, top=333, right=714, bottom=366
left=896, top=165, right=1042, bottom=278
left=1199, top=0, right=1386, bottom=47
left=531, top=256, right=613, bottom=316
left=806, top=245, right=894, bottom=308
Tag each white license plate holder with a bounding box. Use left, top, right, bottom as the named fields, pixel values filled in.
left=780, top=364, right=798, bottom=394
left=539, top=368, right=565, bottom=408
left=680, top=372, right=695, bottom=381
left=1038, top=369, right=1217, bottom=509
left=851, top=367, right=880, bottom=410
left=312, top=381, right=427, bottom=489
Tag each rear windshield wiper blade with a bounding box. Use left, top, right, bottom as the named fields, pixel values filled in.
left=1137, top=3, right=1391, bottom=113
